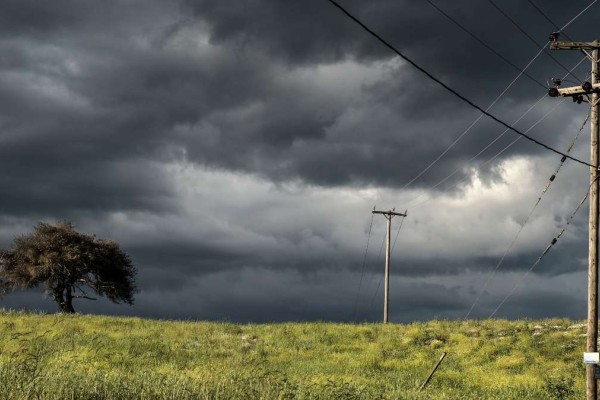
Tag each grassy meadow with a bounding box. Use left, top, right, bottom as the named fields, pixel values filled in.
left=0, top=310, right=589, bottom=399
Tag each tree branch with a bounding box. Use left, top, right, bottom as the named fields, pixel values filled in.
left=72, top=295, right=97, bottom=300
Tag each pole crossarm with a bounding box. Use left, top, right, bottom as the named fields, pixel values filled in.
left=551, top=82, right=600, bottom=97
left=551, top=41, right=600, bottom=50
left=372, top=209, right=408, bottom=218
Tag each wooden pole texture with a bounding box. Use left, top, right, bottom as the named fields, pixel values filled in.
left=419, top=352, right=447, bottom=391
left=588, top=42, right=599, bottom=400
left=549, top=39, right=600, bottom=400
left=384, top=215, right=391, bottom=323
left=372, top=209, right=407, bottom=324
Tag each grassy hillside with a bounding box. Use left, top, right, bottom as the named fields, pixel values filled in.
left=0, top=310, right=588, bottom=399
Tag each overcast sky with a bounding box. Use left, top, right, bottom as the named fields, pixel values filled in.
left=0, top=0, right=598, bottom=322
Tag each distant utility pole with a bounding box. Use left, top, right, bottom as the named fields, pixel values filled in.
left=548, top=35, right=599, bottom=400
left=372, top=208, right=407, bottom=323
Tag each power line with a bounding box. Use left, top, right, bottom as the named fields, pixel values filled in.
left=352, top=209, right=375, bottom=320
left=398, top=46, right=547, bottom=192
left=386, top=9, right=587, bottom=193
left=360, top=225, right=387, bottom=318
left=325, top=0, right=595, bottom=170
left=527, top=0, right=569, bottom=30
left=526, top=0, right=561, bottom=32
left=406, top=56, right=587, bottom=209
left=409, top=96, right=569, bottom=210
left=526, top=0, right=597, bottom=41
left=426, top=0, right=546, bottom=90
left=399, top=43, right=584, bottom=192
left=560, top=0, right=598, bottom=32
left=526, top=0, right=597, bottom=36
left=484, top=0, right=583, bottom=83
left=488, top=181, right=593, bottom=318
left=391, top=211, right=405, bottom=253
left=405, top=94, right=547, bottom=208
left=464, top=110, right=589, bottom=319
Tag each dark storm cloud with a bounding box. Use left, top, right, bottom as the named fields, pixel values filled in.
left=185, top=0, right=583, bottom=82
left=186, top=0, right=597, bottom=99
left=178, top=0, right=595, bottom=187
left=0, top=0, right=594, bottom=200
left=0, top=159, right=176, bottom=216
left=0, top=1, right=86, bottom=36
left=0, top=0, right=597, bottom=322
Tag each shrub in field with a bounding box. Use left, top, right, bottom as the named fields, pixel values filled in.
left=543, top=375, right=575, bottom=400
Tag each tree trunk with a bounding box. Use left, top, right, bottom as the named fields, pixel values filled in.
left=52, top=286, right=75, bottom=313
left=64, top=286, right=75, bottom=313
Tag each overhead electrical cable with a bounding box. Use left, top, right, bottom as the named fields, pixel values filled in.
left=362, top=226, right=387, bottom=316
left=405, top=56, right=587, bottom=209
left=484, top=0, right=597, bottom=320
left=488, top=181, right=593, bottom=318
left=525, top=0, right=597, bottom=37
left=526, top=0, right=562, bottom=32
left=398, top=46, right=547, bottom=192
left=325, top=0, right=595, bottom=170
left=409, top=96, right=569, bottom=211
left=484, top=0, right=583, bottom=83
left=352, top=209, right=375, bottom=320
left=426, top=0, right=546, bottom=89
left=525, top=0, right=579, bottom=43
left=355, top=222, right=388, bottom=319
left=399, top=47, right=584, bottom=192
left=391, top=211, right=405, bottom=253
left=560, top=0, right=598, bottom=32
left=464, top=110, right=589, bottom=319
left=405, top=94, right=547, bottom=208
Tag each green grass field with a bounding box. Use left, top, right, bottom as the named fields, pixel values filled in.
left=0, top=309, right=589, bottom=399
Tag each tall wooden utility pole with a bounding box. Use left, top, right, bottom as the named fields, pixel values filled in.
left=372, top=208, right=407, bottom=323
left=549, top=36, right=600, bottom=400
